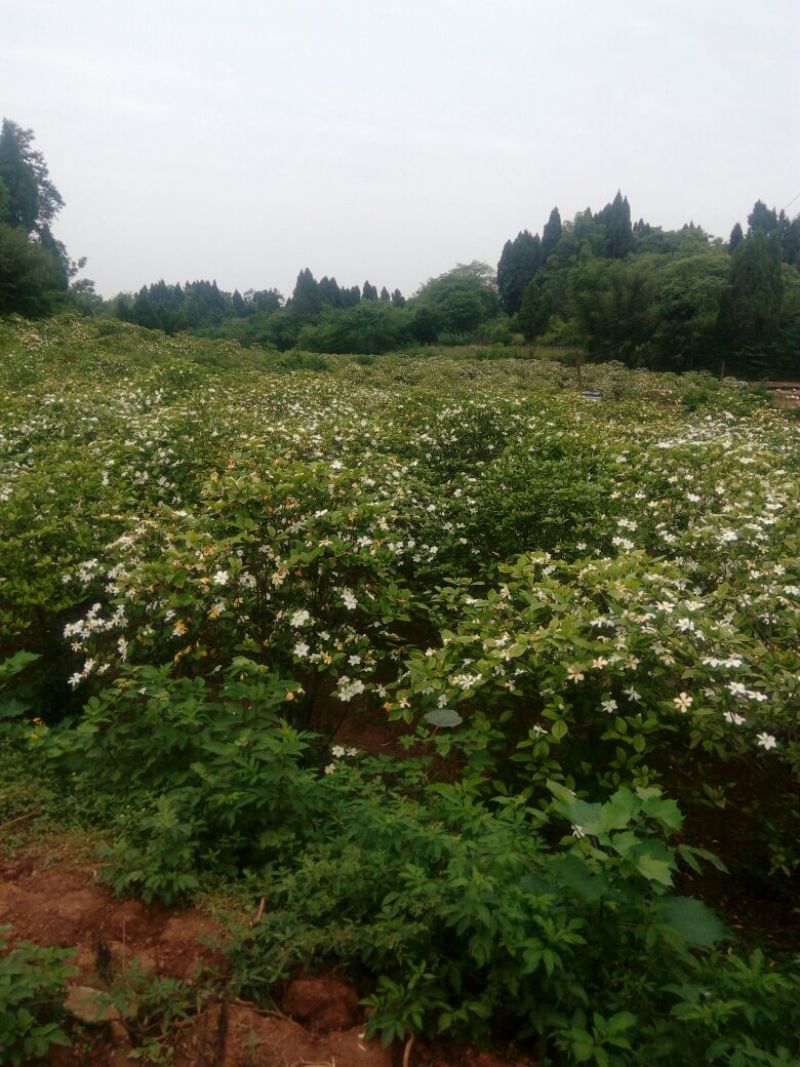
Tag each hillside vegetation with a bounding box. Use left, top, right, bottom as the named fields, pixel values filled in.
left=3, top=117, right=800, bottom=380
left=1, top=317, right=799, bottom=1064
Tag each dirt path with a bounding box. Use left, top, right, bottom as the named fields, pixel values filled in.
left=0, top=843, right=533, bottom=1067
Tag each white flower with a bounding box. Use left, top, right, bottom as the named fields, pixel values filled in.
left=567, top=665, right=585, bottom=683
left=293, top=641, right=310, bottom=658
left=452, top=673, right=482, bottom=691
left=723, top=711, right=745, bottom=726
left=290, top=609, right=311, bottom=628
left=342, top=589, right=358, bottom=611
left=674, top=692, right=693, bottom=713
left=623, top=686, right=641, bottom=702
left=212, top=569, right=229, bottom=586
left=756, top=732, right=777, bottom=750
left=571, top=825, right=586, bottom=839
left=601, top=698, right=618, bottom=714
left=336, top=678, right=366, bottom=702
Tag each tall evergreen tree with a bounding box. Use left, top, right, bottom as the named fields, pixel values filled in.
left=595, top=191, right=635, bottom=258
left=231, top=289, right=247, bottom=317
left=362, top=281, right=378, bottom=301
left=291, top=268, right=322, bottom=320
left=782, top=214, right=800, bottom=268
left=747, top=200, right=779, bottom=238
left=541, top=206, right=562, bottom=259
left=729, top=222, right=744, bottom=252
left=719, top=230, right=784, bottom=362
left=319, top=275, right=343, bottom=307
left=391, top=288, right=406, bottom=307
left=497, top=230, right=542, bottom=314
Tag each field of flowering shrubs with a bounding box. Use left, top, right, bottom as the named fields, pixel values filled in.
left=1, top=316, right=799, bottom=1064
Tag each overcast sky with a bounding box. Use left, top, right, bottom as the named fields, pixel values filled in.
left=2, top=0, right=798, bottom=299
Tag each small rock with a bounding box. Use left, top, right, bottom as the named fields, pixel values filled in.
left=64, top=984, right=121, bottom=1024
left=282, top=975, right=360, bottom=1032
left=108, top=1020, right=132, bottom=1049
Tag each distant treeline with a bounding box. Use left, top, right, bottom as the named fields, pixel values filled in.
left=2, top=116, right=799, bottom=376
left=499, top=194, right=800, bottom=377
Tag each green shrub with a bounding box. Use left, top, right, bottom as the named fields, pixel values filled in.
left=0, top=931, right=77, bottom=1066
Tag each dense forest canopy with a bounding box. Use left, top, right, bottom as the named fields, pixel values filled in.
left=1, top=117, right=799, bottom=376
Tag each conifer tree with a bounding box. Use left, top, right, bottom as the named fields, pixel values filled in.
left=541, top=207, right=562, bottom=259
left=747, top=200, right=779, bottom=238
left=291, top=268, right=322, bottom=320
left=497, top=230, right=542, bottom=314
left=719, top=230, right=783, bottom=360
left=319, top=275, right=343, bottom=307
left=595, top=191, right=634, bottom=259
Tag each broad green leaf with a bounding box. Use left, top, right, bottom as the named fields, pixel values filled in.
left=656, top=896, right=727, bottom=947
left=423, top=708, right=463, bottom=729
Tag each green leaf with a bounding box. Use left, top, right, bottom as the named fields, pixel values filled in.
left=634, top=842, right=674, bottom=887
left=0, top=651, right=40, bottom=685
left=0, top=697, right=30, bottom=719
left=640, top=792, right=683, bottom=831
left=656, top=896, right=727, bottom=947
left=551, top=718, right=568, bottom=742
left=423, top=708, right=463, bottom=729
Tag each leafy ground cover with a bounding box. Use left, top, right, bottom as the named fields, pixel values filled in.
left=1, top=315, right=799, bottom=1064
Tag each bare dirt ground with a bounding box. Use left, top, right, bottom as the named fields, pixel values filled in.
left=0, top=841, right=534, bottom=1067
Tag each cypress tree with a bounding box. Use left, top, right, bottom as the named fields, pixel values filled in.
left=291, top=268, right=322, bottom=320
left=319, top=275, right=343, bottom=307
left=497, top=230, right=542, bottom=314
left=747, top=200, right=779, bottom=238
left=595, top=191, right=634, bottom=259
left=541, top=207, right=562, bottom=259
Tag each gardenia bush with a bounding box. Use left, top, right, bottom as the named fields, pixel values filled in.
left=2, top=317, right=799, bottom=1064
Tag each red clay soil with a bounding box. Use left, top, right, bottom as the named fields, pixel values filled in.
left=0, top=844, right=536, bottom=1067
